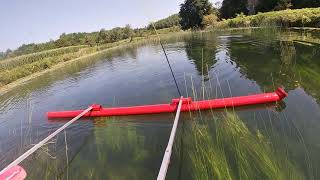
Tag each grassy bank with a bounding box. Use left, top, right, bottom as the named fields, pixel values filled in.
left=0, top=29, right=185, bottom=93
left=0, top=38, right=138, bottom=85
left=0, top=45, right=88, bottom=70
left=217, top=8, right=320, bottom=28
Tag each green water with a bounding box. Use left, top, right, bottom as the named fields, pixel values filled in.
left=0, top=28, right=320, bottom=179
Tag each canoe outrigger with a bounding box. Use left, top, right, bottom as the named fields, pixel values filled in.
left=47, top=87, right=288, bottom=119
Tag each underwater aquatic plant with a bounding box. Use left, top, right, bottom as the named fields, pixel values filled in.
left=186, top=111, right=304, bottom=180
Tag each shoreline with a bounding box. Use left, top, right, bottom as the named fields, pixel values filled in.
left=1, top=27, right=318, bottom=96
left=0, top=31, right=188, bottom=96
left=0, top=43, right=133, bottom=96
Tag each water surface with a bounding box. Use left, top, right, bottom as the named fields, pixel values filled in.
left=1, top=29, right=320, bottom=179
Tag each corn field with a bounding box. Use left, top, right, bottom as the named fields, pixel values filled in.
left=0, top=45, right=87, bottom=71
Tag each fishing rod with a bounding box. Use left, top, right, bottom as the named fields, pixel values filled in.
left=151, top=23, right=182, bottom=97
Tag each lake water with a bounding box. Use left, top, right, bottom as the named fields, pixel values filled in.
left=1, top=28, right=320, bottom=179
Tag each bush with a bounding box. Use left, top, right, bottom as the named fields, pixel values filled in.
left=217, top=8, right=320, bottom=28
left=202, top=14, right=219, bottom=28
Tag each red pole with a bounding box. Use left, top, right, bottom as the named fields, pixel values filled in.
left=47, top=87, right=288, bottom=119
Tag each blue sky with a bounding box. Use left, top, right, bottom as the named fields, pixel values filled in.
left=0, top=0, right=220, bottom=51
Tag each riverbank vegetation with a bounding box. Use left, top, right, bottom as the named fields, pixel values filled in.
left=0, top=25, right=180, bottom=60
left=0, top=0, right=319, bottom=89
left=1, top=0, right=319, bottom=59
left=0, top=45, right=87, bottom=70
left=177, top=0, right=320, bottom=30
left=0, top=30, right=184, bottom=88
left=216, top=8, right=320, bottom=28
left=220, top=0, right=320, bottom=19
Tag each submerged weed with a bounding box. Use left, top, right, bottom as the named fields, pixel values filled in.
left=186, top=112, right=304, bottom=180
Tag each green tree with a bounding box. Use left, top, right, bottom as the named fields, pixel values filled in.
left=0, top=52, right=5, bottom=60
left=292, top=0, right=320, bottom=8
left=123, top=24, right=134, bottom=39
left=179, top=0, right=214, bottom=30
left=0, top=49, right=13, bottom=59
left=220, top=0, right=248, bottom=19
left=255, top=0, right=278, bottom=13
left=274, top=0, right=293, bottom=10
left=97, top=29, right=108, bottom=44
left=55, top=33, right=72, bottom=47
left=147, top=14, right=181, bottom=29
left=85, top=35, right=97, bottom=47
left=255, top=0, right=298, bottom=13
left=5, top=49, right=14, bottom=58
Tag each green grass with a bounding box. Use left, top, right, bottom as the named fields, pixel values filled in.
left=0, top=39, right=134, bottom=87
left=0, top=45, right=87, bottom=70
left=217, top=8, right=320, bottom=28
left=0, top=40, right=133, bottom=87
left=186, top=112, right=304, bottom=180
left=0, top=30, right=187, bottom=88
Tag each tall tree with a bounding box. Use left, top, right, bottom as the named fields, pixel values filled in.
left=220, top=0, right=248, bottom=19
left=123, top=24, right=134, bottom=39
left=255, top=0, right=278, bottom=12
left=247, top=0, right=259, bottom=15
left=179, top=0, right=214, bottom=30
left=274, top=0, right=293, bottom=10
left=292, top=0, right=320, bottom=8
left=0, top=52, right=4, bottom=59
left=85, top=35, right=96, bottom=47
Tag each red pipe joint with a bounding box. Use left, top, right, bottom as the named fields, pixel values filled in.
left=91, top=104, right=102, bottom=111
left=171, top=97, right=192, bottom=105
left=275, top=87, right=288, bottom=99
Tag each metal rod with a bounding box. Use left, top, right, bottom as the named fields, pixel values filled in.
left=157, top=97, right=183, bottom=180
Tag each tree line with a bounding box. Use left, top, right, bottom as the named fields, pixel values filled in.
left=0, top=15, right=184, bottom=60
left=1, top=0, right=319, bottom=59
left=147, top=14, right=181, bottom=30
left=178, top=0, right=320, bottom=29
left=220, top=0, right=320, bottom=19
left=0, top=25, right=138, bottom=59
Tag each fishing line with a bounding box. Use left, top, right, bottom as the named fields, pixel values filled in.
left=151, top=23, right=182, bottom=97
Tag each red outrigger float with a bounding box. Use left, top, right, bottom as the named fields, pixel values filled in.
left=47, top=87, right=288, bottom=119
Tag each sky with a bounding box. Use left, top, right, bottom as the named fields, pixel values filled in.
left=0, top=0, right=220, bottom=52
